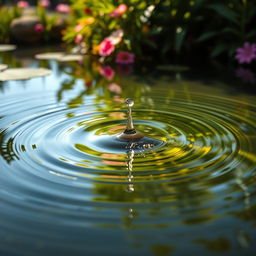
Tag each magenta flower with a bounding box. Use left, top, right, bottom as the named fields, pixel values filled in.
left=99, top=39, right=115, bottom=56
left=17, top=1, right=29, bottom=8
left=115, top=51, right=135, bottom=64
left=56, top=4, right=70, bottom=13
left=34, top=24, right=43, bottom=33
left=236, top=67, right=256, bottom=84
left=109, top=4, right=127, bottom=17
left=99, top=66, right=115, bottom=80
left=39, top=0, right=50, bottom=7
left=74, top=34, right=83, bottom=44
left=235, top=42, right=256, bottom=64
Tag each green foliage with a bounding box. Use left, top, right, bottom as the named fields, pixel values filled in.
left=0, top=6, right=21, bottom=43
left=63, top=0, right=256, bottom=63
left=196, top=0, right=256, bottom=58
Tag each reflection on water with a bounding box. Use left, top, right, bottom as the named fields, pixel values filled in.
left=0, top=48, right=256, bottom=256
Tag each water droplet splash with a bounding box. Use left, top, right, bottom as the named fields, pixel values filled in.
left=116, top=98, right=164, bottom=151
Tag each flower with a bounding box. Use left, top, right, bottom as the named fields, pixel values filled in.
left=92, top=45, right=100, bottom=55
left=108, top=83, right=122, bottom=94
left=98, top=39, right=115, bottom=56
left=75, top=34, right=83, bottom=44
left=235, top=42, right=256, bottom=64
left=56, top=4, right=70, bottom=13
left=236, top=67, right=256, bottom=84
left=17, top=1, right=29, bottom=8
left=75, top=24, right=83, bottom=32
left=99, top=66, right=115, bottom=80
left=109, top=4, right=127, bottom=17
left=115, top=51, right=135, bottom=64
left=116, top=64, right=133, bottom=75
left=107, top=29, right=124, bottom=45
left=39, top=0, right=50, bottom=7
left=34, top=24, right=43, bottom=33
left=78, top=17, right=95, bottom=26
left=84, top=7, right=92, bottom=15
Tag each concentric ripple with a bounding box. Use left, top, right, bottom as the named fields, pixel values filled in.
left=1, top=89, right=256, bottom=255
left=1, top=92, right=256, bottom=188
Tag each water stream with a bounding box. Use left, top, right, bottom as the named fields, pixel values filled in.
left=0, top=49, right=256, bottom=256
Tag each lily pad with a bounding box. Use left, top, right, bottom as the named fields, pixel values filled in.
left=35, top=53, right=83, bottom=62
left=59, top=55, right=84, bottom=62
left=0, top=64, right=8, bottom=72
left=35, top=52, right=65, bottom=60
left=0, top=68, right=52, bottom=81
left=157, top=65, right=190, bottom=72
left=0, top=44, right=17, bottom=52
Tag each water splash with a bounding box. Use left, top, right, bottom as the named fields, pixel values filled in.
left=116, top=98, right=164, bottom=151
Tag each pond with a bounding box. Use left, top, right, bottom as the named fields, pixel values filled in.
left=0, top=46, right=256, bottom=256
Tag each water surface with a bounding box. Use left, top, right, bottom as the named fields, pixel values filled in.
left=0, top=48, right=256, bottom=256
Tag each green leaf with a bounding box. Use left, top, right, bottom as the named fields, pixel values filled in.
left=196, top=31, right=218, bottom=42
left=175, top=29, right=186, bottom=53
left=246, top=30, right=256, bottom=40
left=162, top=36, right=173, bottom=55
left=247, top=7, right=256, bottom=24
left=209, top=4, right=239, bottom=24
left=157, top=65, right=189, bottom=72
left=211, top=44, right=228, bottom=57
left=221, top=27, right=240, bottom=36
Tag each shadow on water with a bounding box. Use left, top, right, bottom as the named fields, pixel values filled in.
left=0, top=47, right=256, bottom=256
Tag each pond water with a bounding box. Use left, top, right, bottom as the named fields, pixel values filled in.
left=0, top=47, right=256, bottom=256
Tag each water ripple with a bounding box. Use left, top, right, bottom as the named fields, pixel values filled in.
left=0, top=90, right=256, bottom=254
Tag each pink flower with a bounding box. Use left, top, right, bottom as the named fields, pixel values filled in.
left=99, top=39, right=115, bottom=56
left=99, top=66, right=115, bottom=80
left=39, top=0, right=50, bottom=7
left=75, top=34, right=83, bottom=44
left=109, top=4, right=127, bottom=17
left=17, top=1, right=29, bottom=8
left=235, top=42, right=256, bottom=64
left=108, top=83, right=122, bottom=94
left=236, top=67, right=256, bottom=84
left=56, top=4, right=70, bottom=13
left=75, top=24, right=83, bottom=32
left=115, top=51, right=135, bottom=64
left=34, top=24, right=43, bottom=33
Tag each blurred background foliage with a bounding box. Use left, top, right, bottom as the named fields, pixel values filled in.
left=63, top=0, right=256, bottom=63
left=0, top=0, right=256, bottom=64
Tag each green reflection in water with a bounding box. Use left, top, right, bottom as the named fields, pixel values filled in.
left=0, top=50, right=256, bottom=256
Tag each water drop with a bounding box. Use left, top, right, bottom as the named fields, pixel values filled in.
left=117, top=98, right=144, bottom=140
left=115, top=98, right=165, bottom=151
left=126, top=98, right=134, bottom=107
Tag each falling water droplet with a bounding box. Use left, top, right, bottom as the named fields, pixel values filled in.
left=117, top=98, right=144, bottom=140
left=115, top=98, right=165, bottom=151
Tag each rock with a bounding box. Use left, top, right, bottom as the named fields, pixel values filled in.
left=10, top=16, right=42, bottom=44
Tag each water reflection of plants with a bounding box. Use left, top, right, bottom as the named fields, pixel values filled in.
left=58, top=56, right=144, bottom=108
